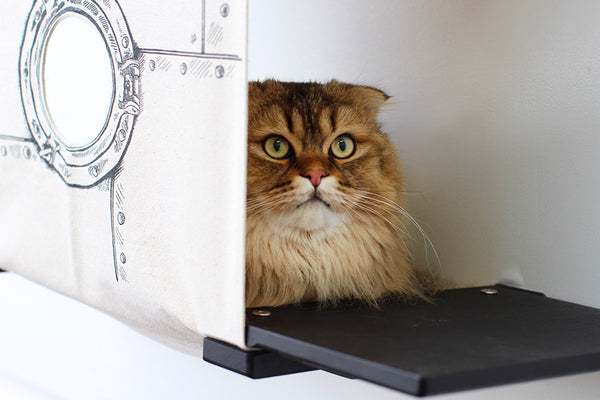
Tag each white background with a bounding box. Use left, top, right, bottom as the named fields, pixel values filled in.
left=3, top=0, right=600, bottom=399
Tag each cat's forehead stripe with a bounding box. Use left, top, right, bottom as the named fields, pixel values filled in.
left=250, top=81, right=380, bottom=153
left=287, top=90, right=334, bottom=147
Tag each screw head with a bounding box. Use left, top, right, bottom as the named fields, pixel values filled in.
left=220, top=3, right=230, bottom=17
left=180, top=63, right=187, bottom=75
left=252, top=310, right=271, bottom=317
left=481, top=288, right=498, bottom=295
left=215, top=65, right=225, bottom=79
left=149, top=59, right=156, bottom=71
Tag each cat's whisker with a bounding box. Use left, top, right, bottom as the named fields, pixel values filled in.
left=352, top=189, right=442, bottom=273
left=353, top=189, right=404, bottom=208
left=352, top=198, right=413, bottom=242
left=344, top=194, right=408, bottom=234
left=346, top=200, right=414, bottom=258
left=245, top=199, right=268, bottom=209
left=247, top=194, right=304, bottom=218
left=401, top=191, right=425, bottom=196
left=360, top=202, right=410, bottom=236
left=245, top=202, right=264, bottom=210
left=245, top=199, right=281, bottom=218
left=347, top=191, right=407, bottom=225
left=246, top=197, right=268, bottom=206
left=353, top=201, right=399, bottom=230
left=246, top=202, right=270, bottom=212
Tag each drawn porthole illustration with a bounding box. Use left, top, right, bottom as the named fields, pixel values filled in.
left=17, top=0, right=242, bottom=281
left=20, top=0, right=139, bottom=187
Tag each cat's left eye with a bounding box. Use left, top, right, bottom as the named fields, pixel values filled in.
left=263, top=135, right=291, bottom=159
left=330, top=135, right=356, bottom=159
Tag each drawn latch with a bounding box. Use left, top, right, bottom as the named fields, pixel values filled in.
left=119, top=59, right=141, bottom=116
left=37, top=136, right=61, bottom=164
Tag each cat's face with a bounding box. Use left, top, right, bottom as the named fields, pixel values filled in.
left=247, top=80, right=403, bottom=235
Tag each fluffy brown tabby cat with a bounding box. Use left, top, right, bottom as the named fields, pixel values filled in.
left=246, top=80, right=436, bottom=308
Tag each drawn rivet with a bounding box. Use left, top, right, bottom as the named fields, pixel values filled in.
left=22, top=147, right=32, bottom=159
left=481, top=288, right=498, bottom=295
left=90, top=165, right=99, bottom=177
left=0, top=146, right=6, bottom=157
left=122, top=36, right=129, bottom=48
left=117, top=212, right=125, bottom=225
left=118, top=129, right=126, bottom=142
left=220, top=3, right=230, bottom=17
left=180, top=63, right=188, bottom=75
left=23, top=67, right=29, bottom=78
left=252, top=310, right=271, bottom=317
left=215, top=65, right=225, bottom=79
left=149, top=59, right=155, bottom=71
left=120, top=253, right=126, bottom=264
left=32, top=120, right=40, bottom=134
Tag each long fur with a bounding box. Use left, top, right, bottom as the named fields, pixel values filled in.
left=246, top=80, right=439, bottom=308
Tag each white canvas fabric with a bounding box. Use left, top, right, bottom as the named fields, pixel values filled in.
left=0, top=0, right=248, bottom=354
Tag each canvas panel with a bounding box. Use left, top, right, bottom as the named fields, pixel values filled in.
left=0, top=0, right=248, bottom=354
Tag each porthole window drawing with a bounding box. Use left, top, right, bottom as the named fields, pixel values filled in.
left=20, top=0, right=140, bottom=188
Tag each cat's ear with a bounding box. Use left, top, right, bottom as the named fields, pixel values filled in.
left=248, top=81, right=265, bottom=97
left=328, top=80, right=390, bottom=110
left=248, top=80, right=284, bottom=102
left=352, top=85, right=390, bottom=111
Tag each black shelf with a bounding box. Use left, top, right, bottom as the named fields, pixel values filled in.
left=205, top=285, right=600, bottom=396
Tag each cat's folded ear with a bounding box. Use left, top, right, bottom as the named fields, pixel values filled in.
left=248, top=80, right=266, bottom=97
left=248, top=80, right=286, bottom=104
left=351, top=85, right=391, bottom=111
left=328, top=80, right=390, bottom=110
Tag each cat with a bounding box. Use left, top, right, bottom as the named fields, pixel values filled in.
left=246, top=80, right=440, bottom=308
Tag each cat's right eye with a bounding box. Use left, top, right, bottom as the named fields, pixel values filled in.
left=263, top=135, right=292, bottom=159
left=330, top=134, right=356, bottom=159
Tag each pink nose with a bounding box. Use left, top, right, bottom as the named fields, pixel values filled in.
left=303, top=169, right=327, bottom=187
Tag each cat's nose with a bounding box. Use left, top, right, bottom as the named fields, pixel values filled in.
left=303, top=169, right=327, bottom=187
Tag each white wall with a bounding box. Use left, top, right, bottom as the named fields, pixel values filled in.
left=249, top=0, right=600, bottom=309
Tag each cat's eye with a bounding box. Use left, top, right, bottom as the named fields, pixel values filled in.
left=330, top=135, right=356, bottom=159
left=263, top=135, right=291, bottom=159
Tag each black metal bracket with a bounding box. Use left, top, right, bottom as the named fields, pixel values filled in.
left=203, top=337, right=315, bottom=378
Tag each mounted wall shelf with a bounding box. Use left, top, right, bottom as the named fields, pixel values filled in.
left=204, top=285, right=600, bottom=396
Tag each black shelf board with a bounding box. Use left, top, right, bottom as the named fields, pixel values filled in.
left=238, top=285, right=600, bottom=396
